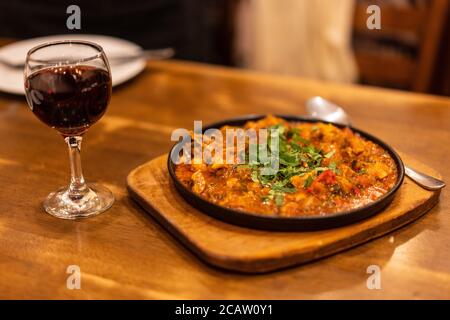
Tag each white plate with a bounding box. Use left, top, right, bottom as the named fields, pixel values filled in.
left=0, top=34, right=146, bottom=95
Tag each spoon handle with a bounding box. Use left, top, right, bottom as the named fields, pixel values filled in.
left=404, top=166, right=446, bottom=191
left=109, top=48, right=175, bottom=62
left=0, top=48, right=175, bottom=70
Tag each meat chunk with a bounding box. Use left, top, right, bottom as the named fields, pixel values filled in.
left=191, top=171, right=206, bottom=193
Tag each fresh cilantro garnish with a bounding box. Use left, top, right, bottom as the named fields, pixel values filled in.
left=329, top=161, right=341, bottom=175
left=246, top=124, right=341, bottom=206
left=304, top=175, right=314, bottom=188
left=324, top=150, right=335, bottom=158
left=274, top=193, right=285, bottom=206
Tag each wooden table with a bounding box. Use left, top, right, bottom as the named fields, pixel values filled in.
left=0, top=60, right=449, bottom=299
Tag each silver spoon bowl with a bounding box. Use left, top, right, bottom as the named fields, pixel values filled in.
left=305, top=96, right=445, bottom=191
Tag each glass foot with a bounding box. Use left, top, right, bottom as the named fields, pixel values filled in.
left=43, top=183, right=114, bottom=220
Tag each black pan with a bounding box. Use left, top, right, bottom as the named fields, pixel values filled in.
left=168, top=115, right=405, bottom=231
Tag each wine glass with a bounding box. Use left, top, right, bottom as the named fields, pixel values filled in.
left=24, top=40, right=114, bottom=219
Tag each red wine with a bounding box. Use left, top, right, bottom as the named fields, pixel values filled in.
left=25, top=65, right=111, bottom=136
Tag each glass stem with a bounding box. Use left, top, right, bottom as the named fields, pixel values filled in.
left=66, top=136, right=89, bottom=200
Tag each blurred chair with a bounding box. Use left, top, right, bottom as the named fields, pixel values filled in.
left=353, top=0, right=449, bottom=92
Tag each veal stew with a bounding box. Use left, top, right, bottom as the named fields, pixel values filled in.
left=174, top=116, right=398, bottom=217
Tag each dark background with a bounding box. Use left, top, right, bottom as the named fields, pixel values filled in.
left=0, top=0, right=233, bottom=64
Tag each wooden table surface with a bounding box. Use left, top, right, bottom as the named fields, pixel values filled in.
left=0, top=60, right=449, bottom=299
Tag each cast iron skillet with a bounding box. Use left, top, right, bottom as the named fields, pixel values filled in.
left=168, top=115, right=405, bottom=231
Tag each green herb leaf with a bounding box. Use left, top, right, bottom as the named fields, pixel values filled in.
left=329, top=162, right=341, bottom=175
left=271, top=184, right=296, bottom=193
left=251, top=170, right=260, bottom=183
left=324, top=150, right=335, bottom=158
left=304, top=175, right=314, bottom=188
left=274, top=193, right=284, bottom=206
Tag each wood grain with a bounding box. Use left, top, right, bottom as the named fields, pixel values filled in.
left=0, top=58, right=449, bottom=298
left=127, top=154, right=441, bottom=273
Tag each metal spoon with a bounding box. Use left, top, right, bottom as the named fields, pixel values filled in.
left=305, top=96, right=446, bottom=191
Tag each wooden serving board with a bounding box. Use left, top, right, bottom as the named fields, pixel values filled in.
left=127, top=153, right=442, bottom=273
